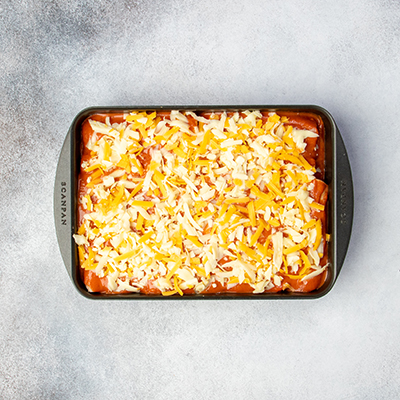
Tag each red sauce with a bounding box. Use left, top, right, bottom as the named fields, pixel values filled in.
left=77, top=110, right=329, bottom=295
left=277, top=111, right=325, bottom=180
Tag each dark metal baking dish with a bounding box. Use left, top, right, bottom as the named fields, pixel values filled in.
left=54, top=105, right=353, bottom=299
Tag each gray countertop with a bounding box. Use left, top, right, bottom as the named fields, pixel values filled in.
left=1, top=1, right=399, bottom=399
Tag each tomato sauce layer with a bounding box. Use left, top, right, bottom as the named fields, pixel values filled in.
left=75, top=110, right=328, bottom=295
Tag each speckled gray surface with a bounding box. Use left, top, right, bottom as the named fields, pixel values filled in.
left=1, top=0, right=399, bottom=398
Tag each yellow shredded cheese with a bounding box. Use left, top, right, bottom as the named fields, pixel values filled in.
left=129, top=201, right=154, bottom=209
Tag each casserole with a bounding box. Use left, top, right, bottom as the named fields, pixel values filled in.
left=54, top=105, right=353, bottom=299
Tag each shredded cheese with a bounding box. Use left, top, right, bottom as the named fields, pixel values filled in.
left=75, top=110, right=328, bottom=295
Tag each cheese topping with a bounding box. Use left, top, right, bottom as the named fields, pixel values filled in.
left=75, top=110, right=328, bottom=295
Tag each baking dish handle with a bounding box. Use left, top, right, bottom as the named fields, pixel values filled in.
left=54, top=131, right=73, bottom=279
left=335, top=129, right=354, bottom=274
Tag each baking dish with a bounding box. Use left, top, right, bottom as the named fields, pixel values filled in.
left=54, top=105, right=353, bottom=299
